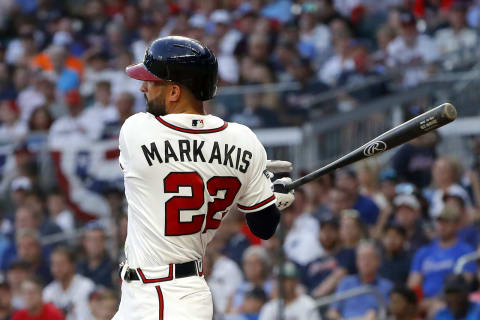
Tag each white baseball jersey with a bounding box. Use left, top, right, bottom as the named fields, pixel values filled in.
left=119, top=112, right=275, bottom=268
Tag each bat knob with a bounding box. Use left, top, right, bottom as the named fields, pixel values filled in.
left=442, top=103, right=457, bottom=121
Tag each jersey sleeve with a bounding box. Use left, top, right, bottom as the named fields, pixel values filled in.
left=236, top=135, right=276, bottom=213
left=118, top=122, right=129, bottom=173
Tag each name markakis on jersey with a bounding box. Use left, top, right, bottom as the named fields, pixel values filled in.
left=141, top=139, right=253, bottom=173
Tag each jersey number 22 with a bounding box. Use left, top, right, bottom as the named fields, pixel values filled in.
left=164, top=172, right=241, bottom=236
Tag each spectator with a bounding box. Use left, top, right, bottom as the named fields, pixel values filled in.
left=379, top=224, right=412, bottom=285
left=32, top=43, right=83, bottom=77
left=380, top=169, right=398, bottom=204
left=327, top=241, right=393, bottom=320
left=408, top=206, right=477, bottom=301
left=302, top=216, right=356, bottom=297
left=84, top=81, right=118, bottom=128
left=48, top=89, right=100, bottom=145
left=14, top=205, right=63, bottom=253
left=435, top=4, right=477, bottom=55
left=434, top=274, right=480, bottom=320
left=101, top=91, right=135, bottom=139
left=80, top=51, right=116, bottom=99
left=282, top=57, right=329, bottom=124
left=336, top=169, right=380, bottom=226
left=12, top=277, right=64, bottom=320
left=443, top=192, right=480, bottom=249
left=393, top=194, right=430, bottom=254
left=3, top=230, right=51, bottom=284
left=27, top=107, right=54, bottom=150
left=392, top=129, right=438, bottom=190
left=88, top=288, right=118, bottom=320
left=216, top=211, right=250, bottom=267
left=224, top=287, right=268, bottom=320
left=46, top=190, right=74, bottom=235
left=38, top=46, right=80, bottom=94
left=339, top=209, right=366, bottom=250
left=0, top=280, right=14, bottom=320
left=337, top=44, right=388, bottom=103
left=227, top=246, right=273, bottom=314
left=6, top=260, right=32, bottom=309
left=43, top=247, right=95, bottom=320
left=77, top=222, right=115, bottom=288
left=373, top=24, right=396, bottom=66
left=259, top=261, right=320, bottom=320
left=229, top=89, right=280, bottom=128
left=131, top=18, right=158, bottom=63
left=0, top=100, right=27, bottom=145
left=283, top=190, right=323, bottom=266
left=0, top=63, right=16, bottom=101
left=387, top=10, right=439, bottom=87
left=430, top=157, right=471, bottom=218
left=324, top=188, right=352, bottom=218
left=388, top=286, right=419, bottom=320
left=319, top=18, right=355, bottom=86
left=206, top=236, right=243, bottom=317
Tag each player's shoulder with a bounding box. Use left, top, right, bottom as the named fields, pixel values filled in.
left=121, top=112, right=157, bottom=132
left=227, top=121, right=261, bottom=141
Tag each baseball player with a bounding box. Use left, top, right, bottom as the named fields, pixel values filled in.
left=112, top=36, right=295, bottom=320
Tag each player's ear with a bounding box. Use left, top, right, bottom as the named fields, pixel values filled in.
left=167, top=84, right=181, bottom=102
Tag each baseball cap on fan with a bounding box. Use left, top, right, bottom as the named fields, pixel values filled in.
left=10, top=176, right=32, bottom=192
left=275, top=261, right=299, bottom=279
left=210, top=10, right=232, bottom=25
left=394, top=194, right=420, bottom=210
left=400, top=10, right=416, bottom=26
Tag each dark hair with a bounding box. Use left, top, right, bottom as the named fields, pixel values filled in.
left=384, top=223, right=407, bottom=237
left=390, top=286, right=417, bottom=306
left=52, top=246, right=77, bottom=264
left=245, top=286, right=267, bottom=302
left=28, top=106, right=53, bottom=131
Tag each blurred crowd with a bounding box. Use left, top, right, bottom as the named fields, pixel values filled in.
left=1, top=0, right=480, bottom=320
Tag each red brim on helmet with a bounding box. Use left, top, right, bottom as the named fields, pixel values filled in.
left=125, top=63, right=164, bottom=81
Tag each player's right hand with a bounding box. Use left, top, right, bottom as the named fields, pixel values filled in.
left=272, top=177, right=295, bottom=211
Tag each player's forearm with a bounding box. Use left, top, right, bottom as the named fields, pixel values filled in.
left=245, top=204, right=280, bottom=240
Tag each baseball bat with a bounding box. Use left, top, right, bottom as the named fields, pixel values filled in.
left=285, top=103, right=457, bottom=191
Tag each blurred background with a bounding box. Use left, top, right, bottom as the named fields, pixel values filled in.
left=1, top=0, right=480, bottom=319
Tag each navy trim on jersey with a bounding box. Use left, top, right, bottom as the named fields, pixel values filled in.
left=155, top=285, right=164, bottom=320
left=156, top=116, right=228, bottom=134
left=137, top=265, right=174, bottom=283
left=237, top=194, right=276, bottom=211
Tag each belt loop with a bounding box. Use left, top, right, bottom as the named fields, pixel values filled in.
left=171, top=263, right=175, bottom=280
left=197, top=260, right=203, bottom=276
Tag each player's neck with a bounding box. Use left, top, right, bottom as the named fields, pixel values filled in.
left=167, top=99, right=205, bottom=115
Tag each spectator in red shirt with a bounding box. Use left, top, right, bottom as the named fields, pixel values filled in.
left=12, top=277, right=64, bottom=320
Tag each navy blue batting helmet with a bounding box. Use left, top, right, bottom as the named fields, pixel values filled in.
left=126, top=36, right=218, bottom=101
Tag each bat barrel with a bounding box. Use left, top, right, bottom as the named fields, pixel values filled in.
left=285, top=103, right=457, bottom=191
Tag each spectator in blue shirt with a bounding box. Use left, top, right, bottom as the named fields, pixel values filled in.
left=408, top=206, right=477, bottom=302
left=336, top=169, right=380, bottom=226
left=434, top=274, right=480, bottom=320
left=327, top=241, right=393, bottom=320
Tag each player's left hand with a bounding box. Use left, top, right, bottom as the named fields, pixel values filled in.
left=272, top=177, right=295, bottom=211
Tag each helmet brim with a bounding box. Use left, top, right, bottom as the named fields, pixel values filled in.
left=125, top=63, right=164, bottom=81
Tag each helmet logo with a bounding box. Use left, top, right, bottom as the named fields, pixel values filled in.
left=173, top=44, right=200, bottom=55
